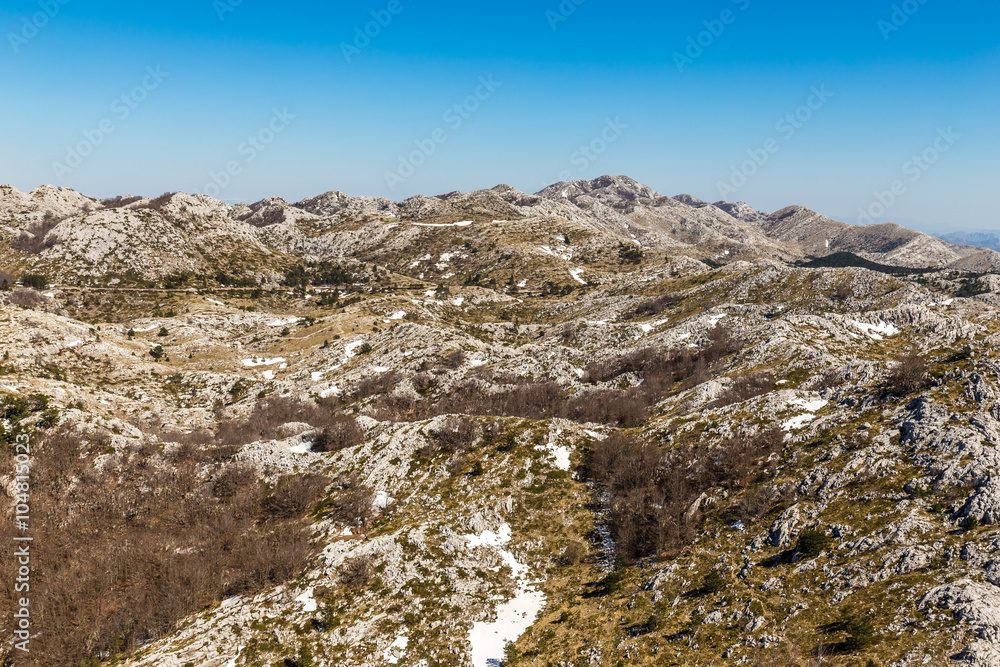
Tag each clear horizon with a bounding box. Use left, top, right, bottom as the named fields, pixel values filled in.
left=2, top=0, right=998, bottom=232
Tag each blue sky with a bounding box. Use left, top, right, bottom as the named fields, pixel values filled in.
left=1, top=0, right=997, bottom=231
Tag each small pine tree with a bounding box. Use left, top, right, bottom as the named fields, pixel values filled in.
left=157, top=327, right=168, bottom=337
left=701, top=569, right=727, bottom=595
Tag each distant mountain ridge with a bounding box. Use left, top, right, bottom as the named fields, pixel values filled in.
left=938, top=231, right=1000, bottom=252
left=2, top=176, right=998, bottom=283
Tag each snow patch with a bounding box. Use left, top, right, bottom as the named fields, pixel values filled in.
left=295, top=588, right=317, bottom=613
left=464, top=523, right=546, bottom=666
left=782, top=414, right=815, bottom=431
left=413, top=220, right=473, bottom=228
left=535, top=443, right=572, bottom=471
left=206, top=298, right=225, bottom=306
left=569, top=268, right=587, bottom=285
left=267, top=317, right=301, bottom=327
left=383, top=634, right=409, bottom=664
left=373, top=491, right=395, bottom=511
left=788, top=398, right=828, bottom=412
left=243, top=357, right=286, bottom=367
left=453, top=297, right=465, bottom=307
left=850, top=320, right=900, bottom=341
left=288, top=442, right=311, bottom=454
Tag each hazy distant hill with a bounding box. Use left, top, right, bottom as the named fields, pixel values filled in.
left=938, top=231, right=1000, bottom=252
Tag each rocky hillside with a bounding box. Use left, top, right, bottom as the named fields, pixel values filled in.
left=2, top=177, right=997, bottom=287
left=2, top=178, right=1000, bottom=666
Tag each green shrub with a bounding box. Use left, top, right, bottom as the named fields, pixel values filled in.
left=701, top=569, right=727, bottom=595
left=795, top=529, right=833, bottom=559
left=21, top=273, right=48, bottom=289
left=842, top=616, right=878, bottom=651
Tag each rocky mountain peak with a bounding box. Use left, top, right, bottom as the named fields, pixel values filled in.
left=713, top=200, right=768, bottom=223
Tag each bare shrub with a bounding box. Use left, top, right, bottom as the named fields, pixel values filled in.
left=348, top=371, right=402, bottom=402
left=261, top=474, right=329, bottom=519
left=339, top=555, right=373, bottom=589
left=708, top=372, right=776, bottom=409
left=737, top=486, right=779, bottom=523
left=313, top=415, right=365, bottom=452
left=319, top=476, right=374, bottom=527
left=216, top=396, right=339, bottom=449
left=558, top=541, right=587, bottom=566
left=626, top=292, right=682, bottom=319
left=212, top=462, right=258, bottom=501
left=9, top=215, right=62, bottom=253
left=556, top=323, right=577, bottom=341
left=367, top=332, right=740, bottom=428
left=0, top=270, right=14, bottom=289
left=585, top=428, right=786, bottom=562
left=0, top=428, right=320, bottom=665
left=809, top=369, right=844, bottom=392
left=431, top=415, right=481, bottom=453
left=7, top=287, right=45, bottom=308
left=440, top=350, right=466, bottom=369
left=887, top=353, right=931, bottom=395
left=412, top=372, right=435, bottom=393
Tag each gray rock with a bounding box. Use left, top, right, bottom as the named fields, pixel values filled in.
left=768, top=505, right=800, bottom=548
